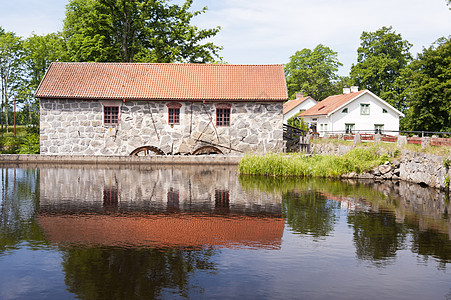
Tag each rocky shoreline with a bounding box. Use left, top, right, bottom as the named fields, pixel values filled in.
left=314, top=143, right=451, bottom=190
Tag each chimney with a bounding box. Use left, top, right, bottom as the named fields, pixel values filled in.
left=350, top=86, right=359, bottom=93
left=296, top=93, right=304, bottom=99
left=343, top=88, right=351, bottom=94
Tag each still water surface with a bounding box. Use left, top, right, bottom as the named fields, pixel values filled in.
left=1, top=165, right=451, bottom=299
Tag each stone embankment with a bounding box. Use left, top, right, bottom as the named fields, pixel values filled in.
left=313, top=143, right=451, bottom=190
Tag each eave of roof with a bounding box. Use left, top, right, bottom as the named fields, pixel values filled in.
left=283, top=96, right=314, bottom=114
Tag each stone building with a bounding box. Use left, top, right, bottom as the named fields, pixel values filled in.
left=35, top=62, right=287, bottom=155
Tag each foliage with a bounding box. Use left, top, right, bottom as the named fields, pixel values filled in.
left=350, top=26, right=412, bottom=111
left=239, top=146, right=388, bottom=178
left=287, top=116, right=308, bottom=131
left=0, top=135, right=21, bottom=153
left=19, top=132, right=39, bottom=154
left=19, top=33, right=67, bottom=126
left=0, top=27, right=24, bottom=132
left=63, top=0, right=222, bottom=63
left=402, top=37, right=451, bottom=132
left=285, top=44, right=342, bottom=100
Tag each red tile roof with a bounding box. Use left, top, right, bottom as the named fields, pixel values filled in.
left=283, top=96, right=314, bottom=114
left=300, top=90, right=367, bottom=116
left=35, top=62, right=288, bottom=101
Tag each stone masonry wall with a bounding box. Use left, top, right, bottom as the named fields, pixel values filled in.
left=313, top=143, right=451, bottom=190
left=40, top=99, right=284, bottom=155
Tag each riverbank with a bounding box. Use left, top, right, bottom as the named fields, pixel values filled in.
left=0, top=154, right=242, bottom=165
left=240, top=144, right=451, bottom=190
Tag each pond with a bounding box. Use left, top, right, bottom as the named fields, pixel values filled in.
left=1, top=165, right=451, bottom=299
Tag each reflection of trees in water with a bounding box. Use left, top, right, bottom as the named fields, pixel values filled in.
left=246, top=174, right=451, bottom=266
left=0, top=168, right=47, bottom=253
left=347, top=212, right=407, bottom=263
left=282, top=190, right=340, bottom=237
left=62, top=246, right=218, bottom=299
left=409, top=229, right=451, bottom=269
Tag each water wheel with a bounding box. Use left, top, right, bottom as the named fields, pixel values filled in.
left=130, top=146, right=165, bottom=156
left=192, top=146, right=223, bottom=155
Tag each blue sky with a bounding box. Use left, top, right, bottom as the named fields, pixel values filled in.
left=1, top=0, right=450, bottom=75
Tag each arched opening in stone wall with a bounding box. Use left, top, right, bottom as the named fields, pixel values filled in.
left=130, top=146, right=166, bottom=156
left=192, top=146, right=223, bottom=155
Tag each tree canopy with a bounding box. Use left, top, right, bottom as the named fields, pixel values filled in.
left=350, top=26, right=412, bottom=111
left=284, top=44, right=342, bottom=100
left=403, top=37, right=451, bottom=132
left=63, top=0, right=222, bottom=63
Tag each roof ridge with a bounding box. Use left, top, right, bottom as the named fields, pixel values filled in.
left=50, top=62, right=284, bottom=67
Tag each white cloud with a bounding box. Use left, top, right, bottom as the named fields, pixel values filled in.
left=193, top=0, right=451, bottom=74
left=1, top=0, right=450, bottom=75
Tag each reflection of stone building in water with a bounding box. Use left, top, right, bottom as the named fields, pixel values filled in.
left=36, top=63, right=286, bottom=155
left=38, top=166, right=283, bottom=249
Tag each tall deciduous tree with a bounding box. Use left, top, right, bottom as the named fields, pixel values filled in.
left=285, top=44, right=342, bottom=100
left=350, top=26, right=412, bottom=111
left=22, top=33, right=68, bottom=125
left=63, top=0, right=222, bottom=63
left=403, top=37, right=451, bottom=132
left=0, top=28, right=24, bottom=132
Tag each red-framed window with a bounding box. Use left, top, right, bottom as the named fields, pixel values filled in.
left=167, top=103, right=182, bottom=125
left=216, top=104, right=232, bottom=126
left=104, top=106, right=119, bottom=124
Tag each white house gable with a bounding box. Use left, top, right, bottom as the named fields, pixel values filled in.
left=301, top=89, right=404, bottom=136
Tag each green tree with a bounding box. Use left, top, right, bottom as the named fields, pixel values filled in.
left=287, top=116, right=308, bottom=132
left=0, top=28, right=24, bottom=132
left=403, top=37, right=451, bottom=132
left=350, top=26, right=412, bottom=111
left=285, top=44, right=342, bottom=100
left=63, top=0, right=222, bottom=63
left=21, top=32, right=68, bottom=126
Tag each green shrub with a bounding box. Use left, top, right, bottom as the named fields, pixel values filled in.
left=19, top=133, right=40, bottom=154
left=0, top=136, right=21, bottom=154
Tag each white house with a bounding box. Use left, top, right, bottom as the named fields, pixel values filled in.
left=300, top=87, right=404, bottom=136
left=283, top=93, right=317, bottom=124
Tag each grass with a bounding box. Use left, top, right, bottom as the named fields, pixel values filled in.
left=239, top=146, right=390, bottom=178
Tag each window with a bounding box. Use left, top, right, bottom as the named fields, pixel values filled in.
left=374, top=124, right=384, bottom=134
left=104, top=106, right=119, bottom=124
left=345, top=123, right=355, bottom=134
left=360, top=103, right=370, bottom=115
left=342, top=108, right=348, bottom=113
left=382, top=108, right=388, bottom=113
left=216, top=104, right=231, bottom=126
left=168, top=108, right=180, bottom=124
left=167, top=103, right=182, bottom=125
